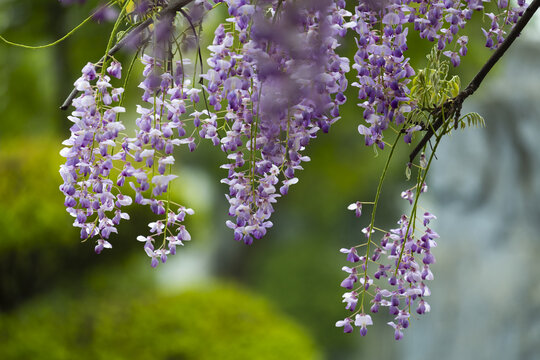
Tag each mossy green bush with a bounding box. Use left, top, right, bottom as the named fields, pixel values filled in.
left=0, top=138, right=115, bottom=308
left=0, top=137, right=163, bottom=308
left=0, top=137, right=154, bottom=251
left=0, top=284, right=321, bottom=360
left=0, top=137, right=74, bottom=250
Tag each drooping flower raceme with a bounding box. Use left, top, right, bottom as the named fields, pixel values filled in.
left=60, top=62, right=130, bottom=253
left=350, top=0, right=529, bottom=149
left=337, top=182, right=439, bottom=338
left=337, top=0, right=530, bottom=340
left=119, top=54, right=198, bottom=267
left=61, top=0, right=354, bottom=260
left=209, top=0, right=352, bottom=244
left=60, top=52, right=199, bottom=267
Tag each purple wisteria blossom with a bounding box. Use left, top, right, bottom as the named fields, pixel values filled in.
left=60, top=53, right=200, bottom=267
left=335, top=317, right=354, bottom=333
left=339, top=183, right=440, bottom=339
left=57, top=0, right=534, bottom=341
left=354, top=313, right=373, bottom=336
left=337, top=0, right=530, bottom=339
left=350, top=0, right=529, bottom=148
left=119, top=54, right=198, bottom=267
left=60, top=62, right=130, bottom=252
left=347, top=201, right=363, bottom=217
left=207, top=0, right=351, bottom=244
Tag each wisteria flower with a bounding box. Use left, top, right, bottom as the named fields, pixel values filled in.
left=423, top=212, right=437, bottom=226
left=387, top=322, right=404, bottom=340
left=342, top=291, right=358, bottom=311
left=354, top=314, right=373, bottom=336
left=347, top=201, right=362, bottom=217
left=336, top=317, right=354, bottom=333
left=340, top=247, right=360, bottom=263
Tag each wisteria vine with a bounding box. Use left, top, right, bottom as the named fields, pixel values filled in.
left=43, top=0, right=537, bottom=340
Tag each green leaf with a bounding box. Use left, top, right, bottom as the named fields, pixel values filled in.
left=459, top=112, right=486, bottom=129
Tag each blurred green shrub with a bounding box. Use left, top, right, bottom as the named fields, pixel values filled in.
left=0, top=137, right=73, bottom=250
left=0, top=284, right=321, bottom=360
left=0, top=137, right=150, bottom=310
left=0, top=137, right=87, bottom=309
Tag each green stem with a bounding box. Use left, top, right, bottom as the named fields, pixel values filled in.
left=101, top=1, right=130, bottom=76
left=0, top=1, right=115, bottom=49
left=163, top=164, right=173, bottom=248
left=117, top=49, right=139, bottom=111
left=359, top=132, right=402, bottom=312
left=395, top=118, right=451, bottom=275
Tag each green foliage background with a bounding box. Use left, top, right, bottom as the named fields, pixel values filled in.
left=0, top=284, right=320, bottom=360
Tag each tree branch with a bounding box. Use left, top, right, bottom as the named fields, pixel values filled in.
left=59, top=0, right=195, bottom=110
left=409, top=0, right=540, bottom=163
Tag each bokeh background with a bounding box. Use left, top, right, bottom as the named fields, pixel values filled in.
left=1, top=1, right=539, bottom=359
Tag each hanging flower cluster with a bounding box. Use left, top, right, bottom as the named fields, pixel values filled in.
left=351, top=0, right=529, bottom=151
left=56, top=0, right=533, bottom=340
left=60, top=62, right=130, bottom=254
left=211, top=0, right=351, bottom=244
left=338, top=182, right=439, bottom=339
left=60, top=56, right=196, bottom=266
left=60, top=0, right=351, bottom=259
left=334, top=0, right=529, bottom=339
